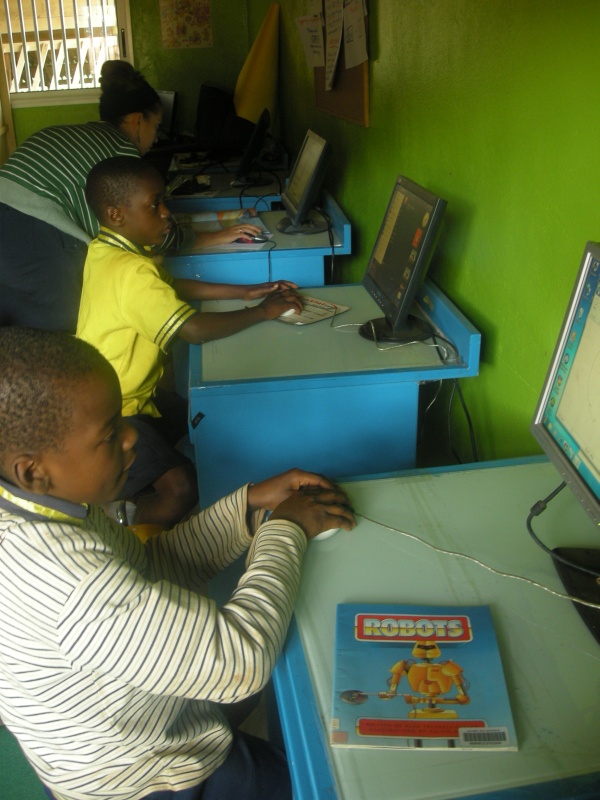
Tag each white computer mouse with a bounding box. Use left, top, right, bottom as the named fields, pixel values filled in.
left=313, top=527, right=340, bottom=541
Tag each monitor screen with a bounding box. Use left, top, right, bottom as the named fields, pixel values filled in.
left=530, top=240, right=600, bottom=643
left=277, top=130, right=331, bottom=235
left=231, top=108, right=271, bottom=187
left=156, top=90, right=178, bottom=141
left=360, top=176, right=447, bottom=343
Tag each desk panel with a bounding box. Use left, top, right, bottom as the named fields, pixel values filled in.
left=274, top=458, right=600, bottom=799
left=187, top=284, right=480, bottom=507
left=165, top=192, right=351, bottom=287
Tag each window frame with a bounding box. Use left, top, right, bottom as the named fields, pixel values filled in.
left=3, top=0, right=133, bottom=109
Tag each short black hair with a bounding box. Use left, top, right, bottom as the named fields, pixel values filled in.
left=0, top=327, right=113, bottom=459
left=85, top=156, right=162, bottom=222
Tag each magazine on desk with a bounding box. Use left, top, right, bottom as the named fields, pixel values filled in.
left=331, top=603, right=517, bottom=751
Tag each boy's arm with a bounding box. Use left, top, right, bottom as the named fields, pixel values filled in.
left=176, top=286, right=303, bottom=343
left=59, top=474, right=354, bottom=705
left=173, top=278, right=297, bottom=302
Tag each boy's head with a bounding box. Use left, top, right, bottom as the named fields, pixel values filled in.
left=0, top=328, right=137, bottom=505
left=86, top=156, right=172, bottom=247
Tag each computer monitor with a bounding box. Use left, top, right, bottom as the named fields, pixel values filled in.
left=360, top=176, right=447, bottom=343
left=156, top=90, right=178, bottom=142
left=231, top=109, right=271, bottom=188
left=530, top=241, right=600, bottom=641
left=277, top=130, right=331, bottom=235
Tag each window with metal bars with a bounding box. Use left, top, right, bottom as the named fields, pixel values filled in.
left=0, top=0, right=131, bottom=96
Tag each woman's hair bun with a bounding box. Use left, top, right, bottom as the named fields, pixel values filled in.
left=100, top=60, right=143, bottom=92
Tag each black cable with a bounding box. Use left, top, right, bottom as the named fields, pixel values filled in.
left=447, top=379, right=478, bottom=464
left=454, top=380, right=479, bottom=462
left=526, top=482, right=600, bottom=578
left=315, top=205, right=335, bottom=283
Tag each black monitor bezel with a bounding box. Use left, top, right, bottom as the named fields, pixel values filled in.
left=156, top=89, right=178, bottom=140
left=279, top=130, right=331, bottom=233
left=234, top=108, right=271, bottom=183
left=530, top=241, right=600, bottom=526
left=361, top=176, right=447, bottom=338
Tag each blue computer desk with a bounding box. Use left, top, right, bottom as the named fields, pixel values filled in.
left=186, top=281, right=480, bottom=508
left=165, top=191, right=351, bottom=286
left=272, top=457, right=600, bottom=799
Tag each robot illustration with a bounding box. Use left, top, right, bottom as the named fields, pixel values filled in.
left=341, top=639, right=470, bottom=719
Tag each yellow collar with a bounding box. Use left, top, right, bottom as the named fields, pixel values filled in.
left=0, top=480, right=88, bottom=526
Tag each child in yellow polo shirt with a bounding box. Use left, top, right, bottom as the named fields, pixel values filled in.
left=77, top=156, right=302, bottom=528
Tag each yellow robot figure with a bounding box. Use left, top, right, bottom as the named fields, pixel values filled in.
left=378, top=640, right=470, bottom=719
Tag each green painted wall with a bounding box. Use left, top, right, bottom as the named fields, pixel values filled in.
left=269, top=0, right=600, bottom=464
left=12, top=102, right=98, bottom=145
left=11, top=0, right=600, bottom=465
left=129, top=0, right=262, bottom=136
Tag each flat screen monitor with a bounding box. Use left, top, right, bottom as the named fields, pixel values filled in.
left=530, top=241, right=600, bottom=641
left=277, top=130, right=331, bottom=235
left=360, top=176, right=447, bottom=343
left=156, top=90, right=178, bottom=141
left=231, top=108, right=271, bottom=188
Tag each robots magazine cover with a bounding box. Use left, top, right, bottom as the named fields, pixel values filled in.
left=330, top=603, right=518, bottom=751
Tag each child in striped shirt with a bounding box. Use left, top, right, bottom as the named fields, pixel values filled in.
left=0, top=326, right=355, bottom=800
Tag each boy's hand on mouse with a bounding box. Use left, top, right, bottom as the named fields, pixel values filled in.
left=269, top=485, right=356, bottom=541
left=248, top=468, right=336, bottom=510
left=256, top=288, right=303, bottom=319
left=201, top=223, right=262, bottom=247
left=242, top=280, right=298, bottom=301
left=248, top=469, right=356, bottom=541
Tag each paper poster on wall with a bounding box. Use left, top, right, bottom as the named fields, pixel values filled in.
left=324, top=0, right=344, bottom=90
left=159, top=0, right=213, bottom=49
left=343, top=0, right=368, bottom=69
left=307, top=0, right=323, bottom=19
left=295, top=15, right=325, bottom=68
left=309, top=0, right=369, bottom=125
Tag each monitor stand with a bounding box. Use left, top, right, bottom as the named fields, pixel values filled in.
left=552, top=547, right=600, bottom=646
left=359, top=314, right=432, bottom=344
left=276, top=208, right=329, bottom=235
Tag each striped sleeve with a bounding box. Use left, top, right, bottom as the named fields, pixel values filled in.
left=57, top=488, right=307, bottom=703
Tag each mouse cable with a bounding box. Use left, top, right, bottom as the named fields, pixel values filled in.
left=262, top=240, right=277, bottom=283
left=418, top=379, right=443, bottom=442
left=314, top=204, right=335, bottom=283
left=327, top=318, right=452, bottom=361
left=447, top=379, right=479, bottom=464
left=526, top=481, right=600, bottom=579
left=356, top=510, right=600, bottom=614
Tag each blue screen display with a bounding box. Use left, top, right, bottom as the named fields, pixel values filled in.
left=540, top=256, right=600, bottom=504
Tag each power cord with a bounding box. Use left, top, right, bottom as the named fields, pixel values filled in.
left=526, top=482, right=600, bottom=579
left=448, top=379, right=479, bottom=463
left=357, top=510, right=600, bottom=613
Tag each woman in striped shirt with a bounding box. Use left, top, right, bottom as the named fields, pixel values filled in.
left=0, top=61, right=260, bottom=333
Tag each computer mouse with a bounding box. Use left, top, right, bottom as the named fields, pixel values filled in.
left=234, top=235, right=269, bottom=244
left=313, top=528, right=340, bottom=541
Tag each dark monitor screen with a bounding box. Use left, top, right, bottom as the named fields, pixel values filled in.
left=530, top=241, right=600, bottom=642
left=231, top=108, right=271, bottom=187
left=277, top=130, right=331, bottom=235
left=360, top=176, right=447, bottom=343
left=156, top=90, right=178, bottom=141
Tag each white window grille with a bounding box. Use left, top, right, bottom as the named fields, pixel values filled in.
left=0, top=1, right=131, bottom=95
